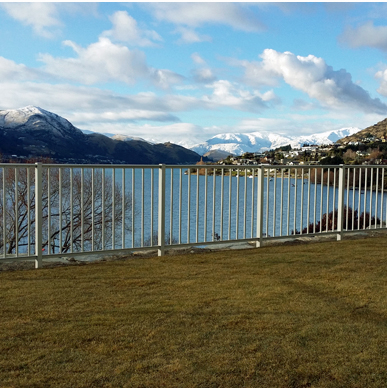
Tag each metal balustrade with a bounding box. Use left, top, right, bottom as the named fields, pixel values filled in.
left=1, top=163, right=386, bottom=268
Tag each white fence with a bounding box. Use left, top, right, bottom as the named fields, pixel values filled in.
left=1, top=163, right=386, bottom=268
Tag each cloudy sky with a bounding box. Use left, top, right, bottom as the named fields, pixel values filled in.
left=2, top=2, right=387, bottom=146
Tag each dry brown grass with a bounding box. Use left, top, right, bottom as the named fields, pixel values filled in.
left=1, top=237, right=387, bottom=387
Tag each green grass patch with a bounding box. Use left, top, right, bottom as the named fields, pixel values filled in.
left=1, top=238, right=387, bottom=387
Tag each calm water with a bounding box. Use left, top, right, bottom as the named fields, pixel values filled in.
left=120, top=168, right=387, bottom=246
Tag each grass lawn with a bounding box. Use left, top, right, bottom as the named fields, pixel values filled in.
left=1, top=237, right=387, bottom=387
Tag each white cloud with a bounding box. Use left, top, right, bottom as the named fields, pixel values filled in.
left=102, top=11, right=162, bottom=47
left=375, top=68, right=387, bottom=96
left=0, top=3, right=97, bottom=38
left=38, top=37, right=183, bottom=89
left=190, top=53, right=216, bottom=83
left=191, top=68, right=217, bottom=83
left=203, top=80, right=277, bottom=111
left=70, top=110, right=179, bottom=124
left=145, top=3, right=265, bottom=43
left=191, top=53, right=206, bottom=65
left=339, top=21, right=387, bottom=51
left=241, top=49, right=387, bottom=114
left=0, top=57, right=41, bottom=81
left=150, top=69, right=185, bottom=89
left=1, top=2, right=61, bottom=38
left=147, top=3, right=265, bottom=32
left=173, top=26, right=212, bottom=44
left=231, top=58, right=279, bottom=87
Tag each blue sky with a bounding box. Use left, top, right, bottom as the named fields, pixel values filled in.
left=2, top=2, right=387, bottom=146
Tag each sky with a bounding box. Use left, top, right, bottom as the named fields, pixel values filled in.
left=2, top=2, right=387, bottom=147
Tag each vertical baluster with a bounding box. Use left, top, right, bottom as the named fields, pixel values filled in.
left=34, top=163, right=43, bottom=268
left=300, top=168, right=304, bottom=235
left=286, top=168, right=291, bottom=236
left=122, top=168, right=125, bottom=249
left=369, top=167, right=374, bottom=229
left=196, top=168, right=199, bottom=243
left=345, top=166, right=350, bottom=231
left=256, top=165, right=264, bottom=247
left=235, top=169, right=240, bottom=240
left=375, top=167, right=379, bottom=229
left=101, top=168, right=105, bottom=250
left=294, top=168, right=298, bottom=235
left=59, top=168, right=62, bottom=253
left=358, top=168, right=362, bottom=230
left=337, top=165, right=345, bottom=241
left=381, top=168, right=385, bottom=228
left=47, top=168, right=51, bottom=254
left=2, top=167, right=4, bottom=257
left=204, top=168, right=208, bottom=242
left=273, top=168, right=277, bottom=237
left=363, top=168, right=368, bottom=229
left=141, top=168, right=144, bottom=247
left=280, top=168, right=284, bottom=236
left=187, top=168, right=191, bottom=243
left=244, top=168, right=247, bottom=239
left=150, top=168, right=154, bottom=246
left=81, top=168, right=84, bottom=251
left=27, top=168, right=31, bottom=255
left=313, top=168, right=317, bottom=233
left=320, top=167, right=323, bottom=232
left=158, top=164, right=166, bottom=256
left=212, top=168, right=216, bottom=241
left=112, top=168, right=116, bottom=249
left=171, top=168, right=175, bottom=245
left=251, top=168, right=255, bottom=238
left=90, top=168, right=94, bottom=251
left=326, top=168, right=330, bottom=233
left=221, top=168, right=224, bottom=240
left=307, top=168, right=311, bottom=234
left=179, top=168, right=182, bottom=244
left=265, top=168, right=269, bottom=237
left=70, top=168, right=73, bottom=253
left=131, top=169, right=134, bottom=247
left=15, top=168, right=18, bottom=256
left=352, top=168, right=356, bottom=231
left=228, top=167, right=232, bottom=240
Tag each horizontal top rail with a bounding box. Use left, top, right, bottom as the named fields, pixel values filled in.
left=0, top=163, right=385, bottom=169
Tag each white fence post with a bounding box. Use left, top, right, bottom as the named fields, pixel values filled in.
left=35, top=163, right=43, bottom=268
left=158, top=164, right=166, bottom=256
left=337, top=164, right=345, bottom=241
left=256, top=165, right=264, bottom=247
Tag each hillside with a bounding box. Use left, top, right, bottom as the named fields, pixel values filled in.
left=337, top=117, right=387, bottom=144
left=0, top=106, right=202, bottom=164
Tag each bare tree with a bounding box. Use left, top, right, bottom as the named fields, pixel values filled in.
left=0, top=165, right=132, bottom=255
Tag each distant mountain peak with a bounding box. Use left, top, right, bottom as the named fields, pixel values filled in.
left=189, top=127, right=361, bottom=156
left=0, top=106, right=84, bottom=138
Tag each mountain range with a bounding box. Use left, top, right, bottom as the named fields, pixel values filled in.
left=189, top=127, right=361, bottom=156
left=0, top=106, right=202, bottom=164
left=0, top=106, right=367, bottom=163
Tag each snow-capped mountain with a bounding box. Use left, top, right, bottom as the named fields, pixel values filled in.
left=0, top=106, right=202, bottom=164
left=0, top=105, right=84, bottom=139
left=189, top=127, right=361, bottom=156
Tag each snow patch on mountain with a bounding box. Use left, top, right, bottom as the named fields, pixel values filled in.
left=0, top=106, right=84, bottom=138
left=111, top=134, right=152, bottom=143
left=190, top=127, right=361, bottom=156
